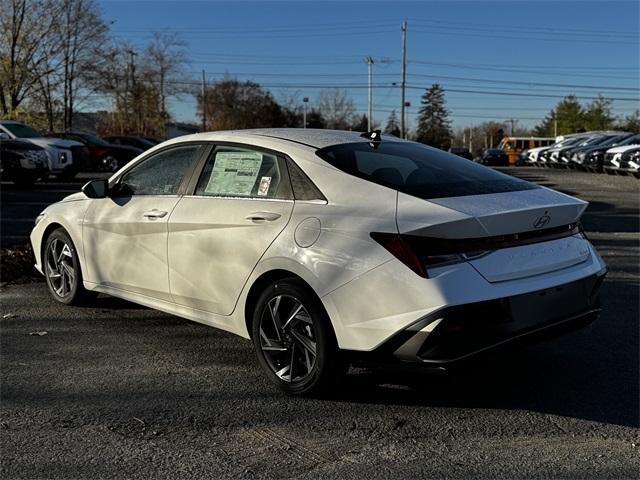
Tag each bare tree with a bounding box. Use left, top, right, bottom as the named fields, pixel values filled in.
left=316, top=88, right=355, bottom=130
left=142, top=32, right=189, bottom=120
left=0, top=0, right=62, bottom=116
left=58, top=0, right=109, bottom=129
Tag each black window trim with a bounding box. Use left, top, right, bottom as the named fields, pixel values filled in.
left=109, top=141, right=210, bottom=197
left=184, top=141, right=325, bottom=203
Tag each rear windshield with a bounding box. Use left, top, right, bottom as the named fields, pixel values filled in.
left=316, top=142, right=537, bottom=200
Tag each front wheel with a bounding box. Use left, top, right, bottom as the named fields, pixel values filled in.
left=43, top=228, right=94, bottom=305
left=252, top=279, right=346, bottom=396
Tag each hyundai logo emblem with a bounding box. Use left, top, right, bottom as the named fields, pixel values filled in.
left=533, top=214, right=551, bottom=229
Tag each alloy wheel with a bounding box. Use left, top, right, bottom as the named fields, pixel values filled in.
left=258, top=294, right=317, bottom=383
left=46, top=238, right=76, bottom=297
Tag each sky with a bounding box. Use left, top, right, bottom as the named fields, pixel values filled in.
left=98, top=0, right=640, bottom=131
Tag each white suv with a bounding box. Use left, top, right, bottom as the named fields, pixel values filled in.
left=0, top=120, right=84, bottom=178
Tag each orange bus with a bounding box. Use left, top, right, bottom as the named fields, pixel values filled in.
left=498, top=137, right=556, bottom=165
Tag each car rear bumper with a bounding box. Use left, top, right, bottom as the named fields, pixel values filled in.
left=345, top=269, right=606, bottom=371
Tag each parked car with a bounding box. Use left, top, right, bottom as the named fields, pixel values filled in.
left=0, top=138, right=49, bottom=185
left=31, top=129, right=606, bottom=395
left=538, top=134, right=591, bottom=167
left=0, top=120, right=85, bottom=179
left=548, top=134, right=605, bottom=167
left=566, top=133, right=630, bottom=169
left=604, top=145, right=640, bottom=177
left=104, top=135, right=156, bottom=151
left=49, top=132, right=143, bottom=172
left=478, top=148, right=509, bottom=166
left=592, top=135, right=640, bottom=173
left=614, top=147, right=640, bottom=177
left=448, top=147, right=473, bottom=160
left=525, top=145, right=552, bottom=166
left=140, top=136, right=161, bottom=146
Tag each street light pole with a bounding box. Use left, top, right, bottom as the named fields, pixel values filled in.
left=302, top=97, right=309, bottom=129
left=366, top=56, right=374, bottom=131
left=404, top=101, right=411, bottom=138
left=400, top=20, right=407, bottom=139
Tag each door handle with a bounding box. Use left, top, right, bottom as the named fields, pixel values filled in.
left=245, top=212, right=282, bottom=222
left=143, top=209, right=168, bottom=219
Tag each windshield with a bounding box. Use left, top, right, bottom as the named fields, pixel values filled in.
left=619, top=134, right=640, bottom=146
left=316, top=142, right=537, bottom=200
left=83, top=134, right=110, bottom=146
left=2, top=123, right=42, bottom=138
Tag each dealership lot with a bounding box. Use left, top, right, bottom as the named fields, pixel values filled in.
left=1, top=168, right=638, bottom=479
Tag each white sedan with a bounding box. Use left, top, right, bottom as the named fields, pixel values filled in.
left=31, top=129, right=607, bottom=395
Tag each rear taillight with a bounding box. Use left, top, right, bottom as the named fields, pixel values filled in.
left=370, top=232, right=427, bottom=278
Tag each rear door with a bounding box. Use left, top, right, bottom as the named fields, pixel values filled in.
left=83, top=143, right=204, bottom=301
left=167, top=144, right=294, bottom=315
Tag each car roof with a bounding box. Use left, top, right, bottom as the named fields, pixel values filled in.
left=174, top=128, right=403, bottom=149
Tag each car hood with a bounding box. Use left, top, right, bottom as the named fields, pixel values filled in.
left=27, top=137, right=84, bottom=149
left=607, top=144, right=640, bottom=154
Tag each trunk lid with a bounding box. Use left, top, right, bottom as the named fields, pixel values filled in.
left=396, top=187, right=590, bottom=282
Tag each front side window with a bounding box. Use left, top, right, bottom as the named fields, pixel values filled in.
left=114, top=144, right=201, bottom=196
left=316, top=142, right=537, bottom=200
left=195, top=146, right=288, bottom=199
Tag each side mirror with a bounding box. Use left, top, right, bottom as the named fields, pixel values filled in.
left=82, top=178, right=109, bottom=199
left=0, top=132, right=11, bottom=140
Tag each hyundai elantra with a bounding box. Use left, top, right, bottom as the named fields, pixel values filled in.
left=31, top=129, right=607, bottom=395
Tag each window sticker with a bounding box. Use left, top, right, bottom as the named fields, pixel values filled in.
left=257, top=176, right=272, bottom=196
left=205, top=151, right=262, bottom=196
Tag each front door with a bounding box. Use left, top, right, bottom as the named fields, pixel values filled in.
left=168, top=145, right=294, bottom=315
left=83, top=144, right=203, bottom=301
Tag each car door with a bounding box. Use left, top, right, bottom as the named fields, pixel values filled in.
left=83, top=143, right=204, bottom=301
left=168, top=144, right=294, bottom=315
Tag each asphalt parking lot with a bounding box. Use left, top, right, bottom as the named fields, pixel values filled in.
left=1, top=168, right=639, bottom=479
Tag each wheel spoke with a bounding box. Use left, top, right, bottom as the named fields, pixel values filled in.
left=288, top=343, right=296, bottom=381
left=268, top=296, right=283, bottom=339
left=259, top=328, right=288, bottom=351
left=281, top=303, right=303, bottom=331
left=60, top=261, right=75, bottom=284
left=291, top=330, right=317, bottom=357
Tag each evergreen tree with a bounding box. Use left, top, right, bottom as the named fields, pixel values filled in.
left=584, top=95, right=613, bottom=131
left=350, top=113, right=368, bottom=131
left=384, top=110, right=400, bottom=137
left=535, top=95, right=586, bottom=136
left=619, top=110, right=640, bottom=133
left=415, top=84, right=452, bottom=149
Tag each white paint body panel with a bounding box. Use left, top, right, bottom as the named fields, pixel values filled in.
left=30, top=129, right=607, bottom=353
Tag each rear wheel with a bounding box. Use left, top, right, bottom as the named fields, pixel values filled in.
left=252, top=278, right=346, bottom=395
left=44, top=229, right=94, bottom=305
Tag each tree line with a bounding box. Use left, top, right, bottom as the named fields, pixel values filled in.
left=2, top=1, right=637, bottom=143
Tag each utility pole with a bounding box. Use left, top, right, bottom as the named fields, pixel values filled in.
left=303, top=97, right=309, bottom=128
left=404, top=101, right=411, bottom=138
left=366, top=56, right=374, bottom=131
left=400, top=20, right=407, bottom=139
left=201, top=70, right=207, bottom=132
left=509, top=118, right=516, bottom=136
left=553, top=116, right=558, bottom=137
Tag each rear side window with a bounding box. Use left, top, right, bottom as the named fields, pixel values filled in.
left=286, top=159, right=326, bottom=201
left=195, top=146, right=291, bottom=199
left=316, top=142, right=537, bottom=200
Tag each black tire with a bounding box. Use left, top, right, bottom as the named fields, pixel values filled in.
left=43, top=228, right=94, bottom=305
left=251, top=278, right=346, bottom=396
left=13, top=174, right=37, bottom=187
